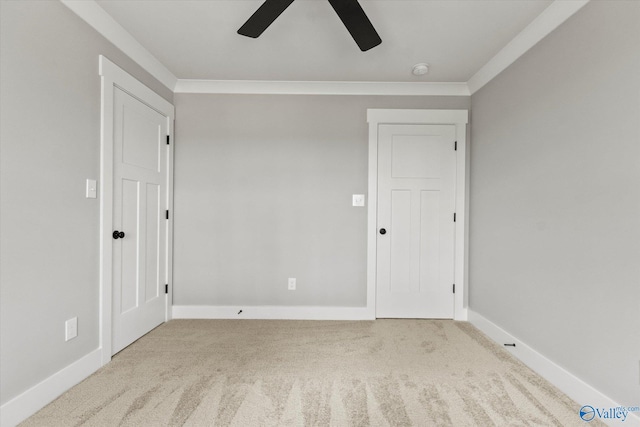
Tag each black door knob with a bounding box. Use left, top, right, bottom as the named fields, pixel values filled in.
left=113, top=230, right=125, bottom=239
left=379, top=228, right=387, bottom=235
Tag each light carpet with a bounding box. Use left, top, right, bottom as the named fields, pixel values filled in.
left=21, top=319, right=599, bottom=426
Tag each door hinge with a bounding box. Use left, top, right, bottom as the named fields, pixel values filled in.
left=166, top=135, right=170, bottom=145
left=453, top=284, right=455, bottom=293
left=166, top=210, right=169, bottom=220
left=165, top=284, right=168, bottom=294
left=454, top=141, right=457, bottom=151
left=453, top=213, right=456, bottom=222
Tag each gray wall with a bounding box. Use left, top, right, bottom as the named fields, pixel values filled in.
left=469, top=1, right=640, bottom=405
left=173, top=95, right=469, bottom=306
left=0, top=1, right=172, bottom=405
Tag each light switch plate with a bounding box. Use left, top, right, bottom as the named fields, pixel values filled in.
left=352, top=194, right=365, bottom=207
left=86, top=179, right=97, bottom=199
left=65, top=317, right=77, bottom=341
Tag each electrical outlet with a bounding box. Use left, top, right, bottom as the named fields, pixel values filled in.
left=288, top=278, right=296, bottom=290
left=65, top=317, right=77, bottom=341
left=352, top=194, right=365, bottom=207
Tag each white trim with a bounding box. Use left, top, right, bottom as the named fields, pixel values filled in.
left=59, top=0, right=588, bottom=97
left=366, top=120, right=379, bottom=319
left=468, top=311, right=639, bottom=427
left=467, top=0, right=590, bottom=94
left=60, top=0, right=177, bottom=90
left=172, top=305, right=374, bottom=321
left=99, top=55, right=175, bottom=365
left=174, top=80, right=470, bottom=96
left=366, top=109, right=469, bottom=321
left=166, top=127, right=175, bottom=323
left=367, top=109, right=468, bottom=126
left=0, top=349, right=101, bottom=427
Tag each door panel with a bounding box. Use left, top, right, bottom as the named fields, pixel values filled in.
left=390, top=190, right=412, bottom=293
left=391, top=136, right=441, bottom=179
left=145, top=183, right=161, bottom=302
left=119, top=178, right=139, bottom=314
left=376, top=124, right=456, bottom=318
left=121, top=103, right=162, bottom=172
left=112, top=87, right=167, bottom=354
left=420, top=190, right=440, bottom=294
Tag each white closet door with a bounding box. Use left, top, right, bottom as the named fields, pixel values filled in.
left=376, top=124, right=456, bottom=318
left=112, top=87, right=167, bottom=354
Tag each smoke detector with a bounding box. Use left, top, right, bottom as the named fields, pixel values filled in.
left=412, top=63, right=429, bottom=76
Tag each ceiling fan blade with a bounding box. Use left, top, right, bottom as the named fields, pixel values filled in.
left=238, top=0, right=296, bottom=38
left=327, top=0, right=381, bottom=51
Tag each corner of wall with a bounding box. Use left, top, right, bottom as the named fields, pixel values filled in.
left=468, top=310, right=640, bottom=427
left=0, top=349, right=102, bottom=427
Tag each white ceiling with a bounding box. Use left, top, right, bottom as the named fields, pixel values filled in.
left=94, top=0, right=553, bottom=83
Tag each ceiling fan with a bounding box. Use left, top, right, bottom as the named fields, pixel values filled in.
left=238, top=0, right=382, bottom=52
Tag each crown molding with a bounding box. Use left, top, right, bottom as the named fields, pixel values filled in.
left=467, top=0, right=590, bottom=95
left=60, top=0, right=588, bottom=97
left=174, top=80, right=470, bottom=96
left=60, top=0, right=178, bottom=90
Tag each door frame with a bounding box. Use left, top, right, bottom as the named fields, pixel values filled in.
left=98, top=55, right=175, bottom=365
left=366, top=109, right=469, bottom=321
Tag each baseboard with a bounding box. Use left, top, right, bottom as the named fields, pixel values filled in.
left=172, top=305, right=375, bottom=320
left=454, top=306, right=469, bottom=322
left=0, top=348, right=102, bottom=427
left=468, top=310, right=639, bottom=427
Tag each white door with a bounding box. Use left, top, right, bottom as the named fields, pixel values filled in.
left=112, top=87, right=167, bottom=354
left=376, top=124, right=456, bottom=318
